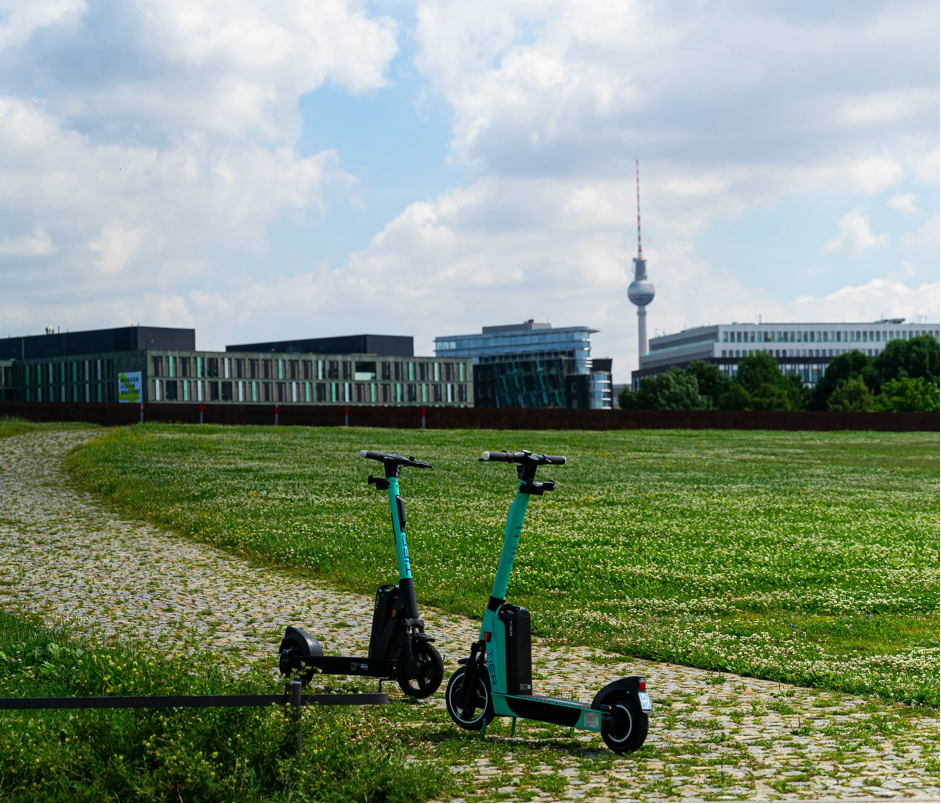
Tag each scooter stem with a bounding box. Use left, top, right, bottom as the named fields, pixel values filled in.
left=490, top=488, right=531, bottom=602
left=387, top=477, right=412, bottom=582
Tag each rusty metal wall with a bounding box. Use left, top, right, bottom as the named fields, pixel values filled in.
left=1, top=402, right=937, bottom=432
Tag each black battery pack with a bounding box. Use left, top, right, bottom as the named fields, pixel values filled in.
left=499, top=604, right=533, bottom=695
left=369, top=584, right=402, bottom=659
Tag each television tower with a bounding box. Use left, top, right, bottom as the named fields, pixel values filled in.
left=627, top=159, right=655, bottom=359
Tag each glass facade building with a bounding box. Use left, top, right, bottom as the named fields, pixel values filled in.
left=435, top=321, right=612, bottom=409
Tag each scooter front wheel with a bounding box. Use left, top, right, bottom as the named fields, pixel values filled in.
left=396, top=643, right=444, bottom=699
left=445, top=667, right=491, bottom=731
left=599, top=690, right=648, bottom=753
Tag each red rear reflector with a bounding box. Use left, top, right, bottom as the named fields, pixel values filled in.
left=391, top=610, right=397, bottom=618
left=484, top=632, right=491, bottom=642
left=639, top=681, right=646, bottom=692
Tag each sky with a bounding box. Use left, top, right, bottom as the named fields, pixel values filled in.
left=0, top=0, right=938, bottom=381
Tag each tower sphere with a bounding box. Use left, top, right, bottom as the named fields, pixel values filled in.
left=628, top=278, right=655, bottom=307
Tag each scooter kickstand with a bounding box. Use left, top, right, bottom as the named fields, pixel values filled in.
left=511, top=717, right=517, bottom=738
left=480, top=719, right=488, bottom=740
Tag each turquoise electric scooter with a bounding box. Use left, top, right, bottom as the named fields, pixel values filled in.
left=279, top=450, right=444, bottom=699
left=445, top=450, right=651, bottom=752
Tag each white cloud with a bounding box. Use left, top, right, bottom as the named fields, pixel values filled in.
left=888, top=193, right=921, bottom=214
left=0, top=0, right=85, bottom=50
left=0, top=227, right=57, bottom=256
left=89, top=223, right=147, bottom=273
left=823, top=209, right=889, bottom=254
left=901, top=214, right=940, bottom=249
left=794, top=278, right=940, bottom=322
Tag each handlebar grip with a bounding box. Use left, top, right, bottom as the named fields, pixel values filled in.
left=543, top=455, right=566, bottom=465
left=360, top=450, right=383, bottom=461
left=480, top=450, right=512, bottom=462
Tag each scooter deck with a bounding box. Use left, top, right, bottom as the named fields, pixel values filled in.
left=302, top=656, right=396, bottom=678
left=496, top=692, right=600, bottom=728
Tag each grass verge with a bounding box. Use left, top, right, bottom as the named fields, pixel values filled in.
left=0, top=610, right=449, bottom=802
left=67, top=425, right=940, bottom=705
left=0, top=417, right=96, bottom=440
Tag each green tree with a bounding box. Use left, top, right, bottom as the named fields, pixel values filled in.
left=619, top=366, right=712, bottom=410
left=686, top=360, right=732, bottom=408
left=810, top=350, right=872, bottom=410
left=827, top=377, right=874, bottom=412
left=718, top=383, right=752, bottom=410
left=872, top=376, right=940, bottom=412
left=869, top=335, right=940, bottom=393
left=733, top=351, right=807, bottom=410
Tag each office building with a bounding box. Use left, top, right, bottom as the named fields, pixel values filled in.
left=435, top=320, right=613, bottom=409
left=2, top=326, right=471, bottom=407
left=632, top=319, right=940, bottom=389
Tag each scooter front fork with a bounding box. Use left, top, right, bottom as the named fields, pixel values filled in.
left=457, top=640, right=486, bottom=709
left=401, top=618, right=431, bottom=677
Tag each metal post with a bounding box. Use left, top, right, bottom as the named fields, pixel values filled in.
left=421, top=406, right=426, bottom=430
left=344, top=405, right=349, bottom=427
left=199, top=401, right=203, bottom=425
left=289, top=680, right=303, bottom=756
left=139, top=401, right=143, bottom=424
left=275, top=404, right=279, bottom=427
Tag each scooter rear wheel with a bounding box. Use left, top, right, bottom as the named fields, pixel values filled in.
left=396, top=643, right=444, bottom=699
left=599, top=690, right=648, bottom=753
left=445, top=667, right=491, bottom=731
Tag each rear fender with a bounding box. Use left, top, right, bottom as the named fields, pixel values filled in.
left=591, top=676, right=646, bottom=710
left=278, top=625, right=323, bottom=657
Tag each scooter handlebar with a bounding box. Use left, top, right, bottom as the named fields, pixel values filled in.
left=479, top=450, right=566, bottom=466
left=361, top=450, right=432, bottom=469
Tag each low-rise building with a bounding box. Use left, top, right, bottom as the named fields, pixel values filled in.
left=632, top=320, right=940, bottom=389
left=1, top=326, right=472, bottom=407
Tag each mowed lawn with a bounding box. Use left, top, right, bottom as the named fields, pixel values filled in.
left=69, top=425, right=939, bottom=705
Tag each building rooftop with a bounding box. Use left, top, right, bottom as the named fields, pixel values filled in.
left=226, top=334, right=413, bottom=357
left=0, top=326, right=196, bottom=361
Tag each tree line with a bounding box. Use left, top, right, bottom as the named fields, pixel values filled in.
left=618, top=334, right=940, bottom=412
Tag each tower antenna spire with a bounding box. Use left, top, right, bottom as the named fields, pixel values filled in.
left=627, top=158, right=655, bottom=366
left=636, top=158, right=642, bottom=259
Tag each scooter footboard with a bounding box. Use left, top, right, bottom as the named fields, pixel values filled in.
left=301, top=656, right=396, bottom=678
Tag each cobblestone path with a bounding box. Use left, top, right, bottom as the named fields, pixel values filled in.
left=1, top=430, right=938, bottom=801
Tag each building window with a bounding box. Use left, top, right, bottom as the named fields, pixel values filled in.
left=278, top=360, right=284, bottom=380
left=222, top=382, right=233, bottom=401
left=152, top=356, right=163, bottom=377
left=328, top=361, right=338, bottom=380
left=355, top=361, right=377, bottom=381
left=303, top=360, right=312, bottom=380
left=342, top=362, right=351, bottom=380
left=317, top=383, right=326, bottom=402
left=165, top=380, right=178, bottom=401
left=458, top=384, right=467, bottom=402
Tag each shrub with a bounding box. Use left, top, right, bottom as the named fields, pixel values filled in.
left=872, top=377, right=940, bottom=412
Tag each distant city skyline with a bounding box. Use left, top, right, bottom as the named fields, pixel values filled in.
left=0, top=1, right=937, bottom=382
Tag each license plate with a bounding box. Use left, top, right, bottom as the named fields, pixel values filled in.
left=638, top=692, right=652, bottom=712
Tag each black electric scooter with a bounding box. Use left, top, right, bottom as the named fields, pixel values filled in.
left=279, top=450, right=444, bottom=698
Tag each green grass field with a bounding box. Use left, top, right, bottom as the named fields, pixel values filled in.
left=68, top=425, right=940, bottom=705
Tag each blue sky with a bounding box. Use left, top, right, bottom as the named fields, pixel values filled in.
left=0, top=0, right=937, bottom=380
